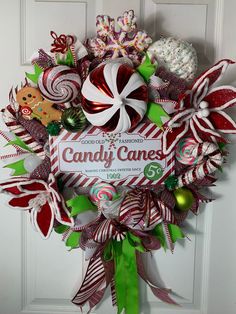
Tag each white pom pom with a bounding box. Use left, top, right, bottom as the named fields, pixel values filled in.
left=199, top=101, right=209, bottom=109
left=24, top=155, right=42, bottom=173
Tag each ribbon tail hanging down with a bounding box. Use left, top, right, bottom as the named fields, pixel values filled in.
left=71, top=256, right=114, bottom=313
left=136, top=252, right=179, bottom=305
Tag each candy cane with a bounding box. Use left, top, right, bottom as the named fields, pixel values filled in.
left=176, top=138, right=224, bottom=187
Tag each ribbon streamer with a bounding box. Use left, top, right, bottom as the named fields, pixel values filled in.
left=113, top=238, right=139, bottom=314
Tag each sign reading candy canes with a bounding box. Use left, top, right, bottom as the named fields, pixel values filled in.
left=50, top=122, right=175, bottom=187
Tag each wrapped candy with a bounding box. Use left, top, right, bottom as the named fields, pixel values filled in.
left=81, top=62, right=148, bottom=133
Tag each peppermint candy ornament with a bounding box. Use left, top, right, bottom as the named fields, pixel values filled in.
left=81, top=63, right=148, bottom=133
left=38, top=65, right=81, bottom=104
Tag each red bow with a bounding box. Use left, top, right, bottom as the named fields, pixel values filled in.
left=50, top=31, right=75, bottom=54
left=0, top=174, right=73, bottom=238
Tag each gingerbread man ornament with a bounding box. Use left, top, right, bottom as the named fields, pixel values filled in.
left=16, top=87, right=62, bottom=126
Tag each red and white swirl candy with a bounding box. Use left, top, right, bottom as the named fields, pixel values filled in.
left=176, top=137, right=202, bottom=165
left=38, top=65, right=81, bottom=104
left=89, top=182, right=117, bottom=204
left=177, top=138, right=224, bottom=187
left=81, top=62, right=148, bottom=133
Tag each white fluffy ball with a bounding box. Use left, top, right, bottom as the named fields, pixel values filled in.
left=148, top=37, right=198, bottom=81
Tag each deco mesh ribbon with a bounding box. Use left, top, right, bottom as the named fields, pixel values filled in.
left=0, top=8, right=236, bottom=314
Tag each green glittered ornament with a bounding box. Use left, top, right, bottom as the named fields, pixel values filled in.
left=61, top=107, right=87, bottom=132
left=173, top=187, right=194, bottom=212
left=46, top=121, right=61, bottom=136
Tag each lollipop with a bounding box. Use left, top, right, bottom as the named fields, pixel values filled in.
left=176, top=137, right=201, bottom=165
left=38, top=65, right=81, bottom=104
left=89, top=182, right=117, bottom=204
left=81, top=62, right=148, bottom=133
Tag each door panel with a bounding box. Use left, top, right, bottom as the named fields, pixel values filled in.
left=0, top=1, right=236, bottom=314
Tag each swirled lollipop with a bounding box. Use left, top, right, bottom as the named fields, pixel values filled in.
left=89, top=182, right=117, bottom=204
left=176, top=137, right=201, bottom=165
left=38, top=65, right=81, bottom=104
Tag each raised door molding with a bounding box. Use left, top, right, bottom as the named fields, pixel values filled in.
left=139, top=0, right=224, bottom=66
left=20, top=0, right=103, bottom=65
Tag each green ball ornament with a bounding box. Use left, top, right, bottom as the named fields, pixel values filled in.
left=61, top=107, right=87, bottom=132
left=173, top=187, right=194, bottom=212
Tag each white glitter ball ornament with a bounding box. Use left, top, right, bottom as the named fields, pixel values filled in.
left=148, top=37, right=198, bottom=81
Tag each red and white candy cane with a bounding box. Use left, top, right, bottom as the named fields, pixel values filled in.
left=176, top=139, right=224, bottom=187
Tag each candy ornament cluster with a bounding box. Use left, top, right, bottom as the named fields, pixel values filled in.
left=0, top=9, right=236, bottom=314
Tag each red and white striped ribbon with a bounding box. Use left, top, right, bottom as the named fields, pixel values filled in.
left=72, top=256, right=108, bottom=310
left=2, top=103, right=45, bottom=159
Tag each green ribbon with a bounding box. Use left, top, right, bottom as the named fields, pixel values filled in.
left=66, top=231, right=81, bottom=249
left=113, top=233, right=139, bottom=314
left=152, top=223, right=185, bottom=249
left=4, top=136, right=35, bottom=176
left=66, top=194, right=97, bottom=217
left=5, top=136, right=34, bottom=153
left=168, top=224, right=185, bottom=243
left=26, top=64, right=43, bottom=84
left=137, top=53, right=157, bottom=82
left=57, top=48, right=75, bottom=67
left=152, top=223, right=167, bottom=250
left=54, top=224, right=69, bottom=234
left=146, top=102, right=170, bottom=129
left=4, top=159, right=28, bottom=176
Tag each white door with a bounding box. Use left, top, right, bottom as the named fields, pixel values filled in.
left=0, top=1, right=236, bottom=314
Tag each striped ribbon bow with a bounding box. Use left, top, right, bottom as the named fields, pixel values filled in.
left=71, top=187, right=177, bottom=313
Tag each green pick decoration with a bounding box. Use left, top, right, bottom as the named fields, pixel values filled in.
left=66, top=231, right=81, bottom=249
left=4, top=159, right=27, bottom=176
left=66, top=195, right=97, bottom=217
left=6, top=136, right=33, bottom=153
left=26, top=64, right=43, bottom=84
left=57, top=48, right=74, bottom=67
left=46, top=121, right=61, bottom=136
left=137, top=53, right=157, bottom=82
left=165, top=175, right=178, bottom=190
left=168, top=224, right=185, bottom=243
left=113, top=234, right=139, bottom=314
left=146, top=102, right=170, bottom=129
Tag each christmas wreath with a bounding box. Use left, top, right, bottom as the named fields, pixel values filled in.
left=1, top=9, right=236, bottom=314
